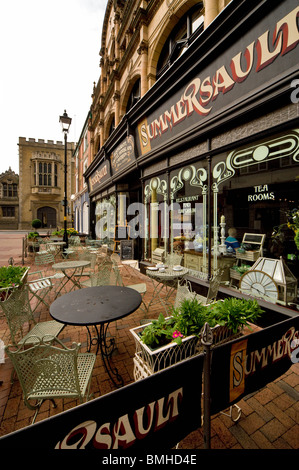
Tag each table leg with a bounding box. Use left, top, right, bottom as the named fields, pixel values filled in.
left=54, top=267, right=85, bottom=298
left=147, top=278, right=171, bottom=314
left=99, top=323, right=124, bottom=388
left=86, top=323, right=123, bottom=387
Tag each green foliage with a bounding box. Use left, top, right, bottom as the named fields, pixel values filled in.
left=171, top=298, right=207, bottom=337
left=51, top=228, right=79, bottom=237
left=140, top=314, right=175, bottom=349
left=0, top=266, right=27, bottom=288
left=31, top=219, right=42, bottom=229
left=27, top=231, right=39, bottom=239
left=140, top=297, right=264, bottom=349
left=206, top=297, right=264, bottom=334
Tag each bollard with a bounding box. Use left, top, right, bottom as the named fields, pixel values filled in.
left=201, top=322, right=213, bottom=450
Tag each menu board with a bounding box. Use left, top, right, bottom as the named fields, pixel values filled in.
left=120, top=240, right=134, bottom=260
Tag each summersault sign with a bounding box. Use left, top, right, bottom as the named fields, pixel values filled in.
left=137, top=1, right=299, bottom=155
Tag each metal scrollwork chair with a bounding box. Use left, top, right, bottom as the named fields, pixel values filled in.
left=81, top=257, right=118, bottom=287
left=165, top=253, right=183, bottom=267
left=173, top=279, right=196, bottom=310
left=27, top=267, right=55, bottom=313
left=1, top=285, right=64, bottom=347
left=194, top=269, right=224, bottom=305
left=34, top=251, right=66, bottom=292
left=5, top=335, right=96, bottom=424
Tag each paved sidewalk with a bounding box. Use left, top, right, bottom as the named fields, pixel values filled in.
left=0, top=235, right=298, bottom=450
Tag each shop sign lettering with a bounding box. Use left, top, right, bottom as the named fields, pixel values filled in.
left=248, top=185, right=275, bottom=202
left=55, top=387, right=183, bottom=450
left=138, top=4, right=299, bottom=153
left=89, top=163, right=109, bottom=191
left=290, top=78, right=299, bottom=103
left=111, top=136, right=135, bottom=174
left=230, top=326, right=298, bottom=403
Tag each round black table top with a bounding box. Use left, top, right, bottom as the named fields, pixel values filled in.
left=50, top=286, right=142, bottom=326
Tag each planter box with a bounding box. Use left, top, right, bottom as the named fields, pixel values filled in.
left=230, top=268, right=242, bottom=280
left=236, top=250, right=260, bottom=262
left=0, top=267, right=29, bottom=303
left=130, top=319, right=240, bottom=378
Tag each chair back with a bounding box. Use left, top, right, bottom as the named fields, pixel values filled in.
left=35, top=252, right=55, bottom=266
left=206, top=269, right=223, bottom=303
left=173, top=279, right=196, bottom=310
left=78, top=251, right=96, bottom=271
left=1, top=285, right=36, bottom=345
left=88, top=257, right=121, bottom=286
left=5, top=336, right=82, bottom=404
left=69, top=236, right=81, bottom=246
left=165, top=253, right=183, bottom=267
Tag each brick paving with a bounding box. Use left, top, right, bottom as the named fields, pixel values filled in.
left=0, top=233, right=298, bottom=450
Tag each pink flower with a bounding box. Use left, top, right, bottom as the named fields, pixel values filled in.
left=172, top=330, right=183, bottom=339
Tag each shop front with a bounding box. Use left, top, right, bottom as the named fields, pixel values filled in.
left=85, top=0, right=299, bottom=307
left=135, top=0, right=299, bottom=306
left=142, top=129, right=299, bottom=290
left=87, top=137, right=143, bottom=258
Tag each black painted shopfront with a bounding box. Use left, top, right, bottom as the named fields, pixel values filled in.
left=85, top=0, right=299, bottom=309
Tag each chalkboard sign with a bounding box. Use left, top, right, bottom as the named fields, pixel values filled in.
left=243, top=233, right=265, bottom=246
left=120, top=240, right=134, bottom=260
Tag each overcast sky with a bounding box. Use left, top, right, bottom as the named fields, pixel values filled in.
left=0, top=0, right=106, bottom=175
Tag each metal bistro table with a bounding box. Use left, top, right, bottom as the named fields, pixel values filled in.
left=47, top=241, right=66, bottom=257
left=146, top=266, right=189, bottom=313
left=52, top=260, right=91, bottom=296
left=50, top=286, right=142, bottom=387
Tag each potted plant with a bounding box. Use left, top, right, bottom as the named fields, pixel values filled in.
left=0, top=265, right=29, bottom=301
left=130, top=297, right=264, bottom=376
left=27, top=231, right=40, bottom=252
left=206, top=297, right=263, bottom=334
left=31, top=219, right=42, bottom=230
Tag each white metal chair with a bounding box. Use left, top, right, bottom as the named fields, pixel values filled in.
left=27, top=271, right=53, bottom=313
left=1, top=285, right=64, bottom=347
left=173, top=279, right=197, bottom=310
left=165, top=253, right=183, bottom=267
left=5, top=335, right=96, bottom=424
left=194, top=269, right=223, bottom=305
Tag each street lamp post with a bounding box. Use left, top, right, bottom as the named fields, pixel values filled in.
left=59, top=110, right=72, bottom=254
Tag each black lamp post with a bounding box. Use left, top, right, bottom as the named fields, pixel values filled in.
left=59, top=110, right=72, bottom=253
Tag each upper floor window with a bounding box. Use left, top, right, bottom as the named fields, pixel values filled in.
left=108, top=118, right=115, bottom=137
left=84, top=131, right=88, bottom=153
left=34, top=161, right=58, bottom=187
left=157, top=3, right=204, bottom=79
left=126, top=79, right=141, bottom=113
left=2, top=183, right=18, bottom=197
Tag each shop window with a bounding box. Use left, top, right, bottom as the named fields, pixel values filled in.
left=156, top=3, right=204, bottom=79
left=144, top=175, right=168, bottom=261
left=95, top=194, right=116, bottom=243
left=212, top=129, right=299, bottom=278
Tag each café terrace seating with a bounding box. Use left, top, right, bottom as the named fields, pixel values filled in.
left=1, top=285, right=64, bottom=347
left=5, top=335, right=96, bottom=424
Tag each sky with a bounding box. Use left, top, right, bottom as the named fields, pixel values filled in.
left=0, top=0, right=106, bottom=175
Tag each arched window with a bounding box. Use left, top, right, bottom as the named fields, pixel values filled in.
left=108, top=118, right=115, bottom=137
left=157, top=3, right=204, bottom=79
left=126, top=79, right=141, bottom=113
